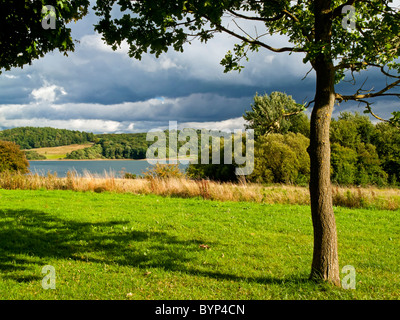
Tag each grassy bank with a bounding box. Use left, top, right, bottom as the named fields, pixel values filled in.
left=0, top=171, right=399, bottom=210
left=0, top=189, right=398, bottom=299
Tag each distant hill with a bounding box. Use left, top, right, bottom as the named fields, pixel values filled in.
left=0, top=127, right=154, bottom=160
left=66, top=132, right=150, bottom=160
left=1, top=126, right=206, bottom=161
left=0, top=127, right=95, bottom=149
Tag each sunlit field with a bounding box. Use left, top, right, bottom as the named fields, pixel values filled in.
left=0, top=189, right=398, bottom=299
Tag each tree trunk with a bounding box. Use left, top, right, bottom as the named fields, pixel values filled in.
left=308, top=0, right=340, bottom=286
left=308, top=64, right=340, bottom=286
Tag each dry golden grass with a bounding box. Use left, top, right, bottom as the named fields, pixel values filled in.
left=1, top=171, right=399, bottom=210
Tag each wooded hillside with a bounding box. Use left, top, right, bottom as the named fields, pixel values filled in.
left=0, top=127, right=95, bottom=149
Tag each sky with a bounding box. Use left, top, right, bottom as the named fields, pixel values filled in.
left=0, top=3, right=399, bottom=134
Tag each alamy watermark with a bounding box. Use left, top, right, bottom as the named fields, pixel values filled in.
left=342, top=5, right=356, bottom=32
left=41, top=265, right=56, bottom=290
left=41, top=5, right=56, bottom=30
left=341, top=265, right=356, bottom=289
left=146, top=121, right=254, bottom=176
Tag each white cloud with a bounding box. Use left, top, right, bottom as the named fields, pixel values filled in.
left=80, top=33, right=128, bottom=54
left=0, top=118, right=124, bottom=134
left=31, top=83, right=67, bottom=104
left=180, top=117, right=247, bottom=131
left=0, top=115, right=247, bottom=134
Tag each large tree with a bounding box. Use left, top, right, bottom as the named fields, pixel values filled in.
left=93, top=0, right=400, bottom=285
left=0, top=0, right=90, bottom=73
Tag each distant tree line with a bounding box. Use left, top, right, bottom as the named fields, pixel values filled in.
left=188, top=93, right=400, bottom=187
left=66, top=131, right=203, bottom=160
left=0, top=127, right=95, bottom=149
left=66, top=133, right=150, bottom=160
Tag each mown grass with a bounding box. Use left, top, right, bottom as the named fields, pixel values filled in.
left=0, top=189, right=398, bottom=300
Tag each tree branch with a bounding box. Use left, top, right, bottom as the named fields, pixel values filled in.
left=214, top=22, right=304, bottom=53
left=336, top=60, right=400, bottom=103
left=369, top=63, right=400, bottom=79
left=226, top=9, right=285, bottom=22
left=337, top=78, right=400, bottom=101
left=334, top=61, right=368, bottom=71
left=357, top=99, right=400, bottom=129
left=227, top=7, right=313, bottom=42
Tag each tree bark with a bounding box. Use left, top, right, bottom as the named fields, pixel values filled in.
left=308, top=63, right=340, bottom=286
left=308, top=0, right=340, bottom=286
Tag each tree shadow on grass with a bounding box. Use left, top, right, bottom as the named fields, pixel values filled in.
left=0, top=208, right=309, bottom=287
left=0, top=208, right=217, bottom=281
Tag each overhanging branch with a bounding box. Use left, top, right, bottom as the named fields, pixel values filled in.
left=357, top=99, right=400, bottom=129
left=215, top=22, right=304, bottom=53
left=226, top=9, right=284, bottom=22
left=335, top=73, right=400, bottom=128
left=337, top=78, right=400, bottom=101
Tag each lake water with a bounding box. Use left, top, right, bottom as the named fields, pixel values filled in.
left=28, top=160, right=188, bottom=178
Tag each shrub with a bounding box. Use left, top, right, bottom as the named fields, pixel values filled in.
left=142, top=163, right=185, bottom=179
left=249, top=133, right=310, bottom=185
left=124, top=172, right=137, bottom=179
left=24, top=150, right=46, bottom=160
left=186, top=161, right=237, bottom=182
left=0, top=140, right=30, bottom=173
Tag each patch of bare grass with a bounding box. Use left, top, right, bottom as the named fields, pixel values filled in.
left=23, top=143, right=94, bottom=159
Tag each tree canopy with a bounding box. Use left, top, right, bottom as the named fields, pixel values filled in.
left=243, top=92, right=308, bottom=138
left=0, top=0, right=90, bottom=73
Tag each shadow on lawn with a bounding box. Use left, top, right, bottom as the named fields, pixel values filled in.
left=0, top=208, right=306, bottom=286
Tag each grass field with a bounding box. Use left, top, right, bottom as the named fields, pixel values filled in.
left=24, top=143, right=94, bottom=159
left=0, top=188, right=398, bottom=300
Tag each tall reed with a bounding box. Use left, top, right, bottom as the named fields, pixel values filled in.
left=0, top=171, right=399, bottom=210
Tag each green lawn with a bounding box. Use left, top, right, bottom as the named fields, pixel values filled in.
left=0, top=189, right=398, bottom=299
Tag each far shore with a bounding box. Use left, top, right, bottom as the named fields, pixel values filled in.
left=29, top=158, right=147, bottom=161
left=29, top=158, right=192, bottom=162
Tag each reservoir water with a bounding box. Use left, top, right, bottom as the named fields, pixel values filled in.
left=28, top=160, right=188, bottom=178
